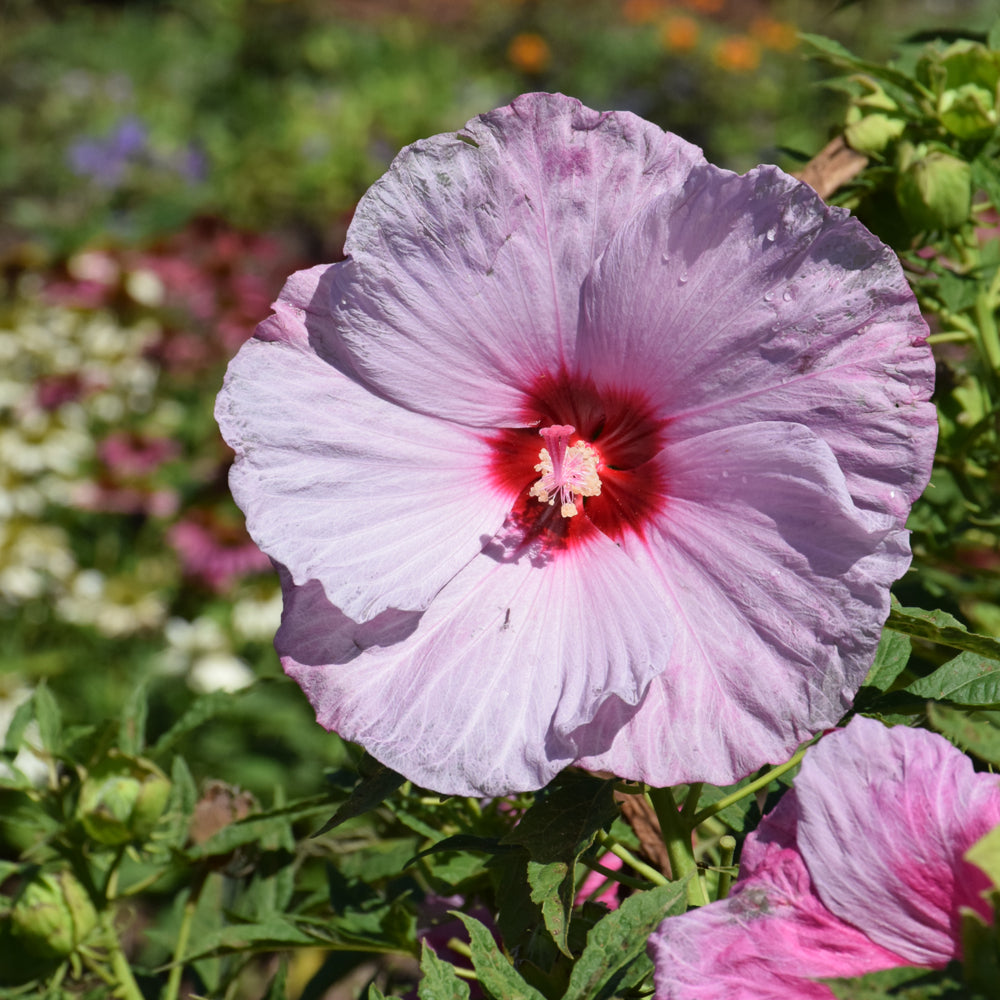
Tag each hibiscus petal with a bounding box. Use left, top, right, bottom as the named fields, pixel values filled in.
left=577, top=163, right=936, bottom=522
left=327, top=92, right=705, bottom=426
left=649, top=796, right=907, bottom=1000
left=575, top=421, right=905, bottom=785
left=276, top=527, right=675, bottom=796
left=216, top=271, right=512, bottom=622
left=795, top=716, right=1000, bottom=966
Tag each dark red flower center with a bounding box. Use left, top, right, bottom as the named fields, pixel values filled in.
left=484, top=370, right=666, bottom=552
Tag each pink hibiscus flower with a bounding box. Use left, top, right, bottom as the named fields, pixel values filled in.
left=215, top=93, right=936, bottom=796
left=648, top=715, right=1000, bottom=998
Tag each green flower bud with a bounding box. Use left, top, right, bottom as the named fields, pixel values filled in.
left=940, top=83, right=997, bottom=139
left=9, top=869, right=98, bottom=959
left=78, top=753, right=171, bottom=846
left=844, top=107, right=906, bottom=156
left=895, top=149, right=972, bottom=232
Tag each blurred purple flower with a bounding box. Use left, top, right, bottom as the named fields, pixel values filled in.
left=69, top=116, right=149, bottom=187
left=648, top=716, right=1000, bottom=999
left=216, top=93, right=936, bottom=796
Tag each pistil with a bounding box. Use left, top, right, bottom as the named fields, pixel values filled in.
left=529, top=424, right=602, bottom=517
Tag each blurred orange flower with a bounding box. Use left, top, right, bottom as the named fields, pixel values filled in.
left=507, top=32, right=551, bottom=74
left=713, top=34, right=760, bottom=72
left=622, top=0, right=667, bottom=25
left=684, top=0, right=723, bottom=13
left=750, top=17, right=798, bottom=51
left=660, top=15, right=698, bottom=52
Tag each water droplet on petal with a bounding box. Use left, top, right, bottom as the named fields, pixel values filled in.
left=678, top=270, right=688, bottom=284
left=765, top=227, right=777, bottom=242
left=763, top=290, right=774, bottom=302
left=782, top=289, right=793, bottom=302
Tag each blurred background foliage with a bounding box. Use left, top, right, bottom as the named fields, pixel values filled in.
left=2, top=0, right=1000, bottom=997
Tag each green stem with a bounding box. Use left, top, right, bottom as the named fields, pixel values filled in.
left=647, top=786, right=705, bottom=906
left=691, top=745, right=809, bottom=827
left=581, top=858, right=656, bottom=893
left=101, top=909, right=146, bottom=1000
left=717, top=835, right=737, bottom=900
left=162, top=875, right=205, bottom=1000
left=596, top=831, right=669, bottom=887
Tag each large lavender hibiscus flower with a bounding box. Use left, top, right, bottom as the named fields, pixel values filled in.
left=215, top=93, right=936, bottom=796
left=648, top=716, right=1000, bottom=998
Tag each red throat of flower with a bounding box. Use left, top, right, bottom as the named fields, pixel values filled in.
left=486, top=371, right=667, bottom=551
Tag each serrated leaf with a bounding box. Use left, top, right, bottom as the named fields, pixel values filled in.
left=418, top=939, right=471, bottom=1000
left=905, top=651, right=1000, bottom=705
left=149, top=690, right=239, bottom=758
left=886, top=605, right=1000, bottom=661
left=502, top=772, right=618, bottom=861
left=312, top=755, right=405, bottom=836
left=32, top=683, right=61, bottom=755
left=927, top=703, right=1000, bottom=765
left=500, top=772, right=618, bottom=958
left=526, top=859, right=574, bottom=957
left=800, top=33, right=929, bottom=100
left=179, top=915, right=320, bottom=962
left=452, top=912, right=546, bottom=1000
left=188, top=795, right=332, bottom=858
left=823, top=962, right=977, bottom=998
left=409, top=835, right=507, bottom=866
left=561, top=880, right=688, bottom=1000
left=863, top=628, right=912, bottom=692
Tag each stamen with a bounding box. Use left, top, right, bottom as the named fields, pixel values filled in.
left=529, top=424, right=602, bottom=517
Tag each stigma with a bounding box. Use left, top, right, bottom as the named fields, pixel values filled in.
left=529, top=424, right=602, bottom=517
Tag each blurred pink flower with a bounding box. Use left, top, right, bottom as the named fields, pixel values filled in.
left=648, top=716, right=1000, bottom=998
left=576, top=851, right=624, bottom=910
left=169, top=514, right=271, bottom=592
left=216, top=93, right=936, bottom=796
left=98, top=432, right=179, bottom=476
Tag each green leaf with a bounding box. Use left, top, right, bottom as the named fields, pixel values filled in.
left=526, top=859, right=575, bottom=957
left=501, top=771, right=618, bottom=958
left=966, top=825, right=1000, bottom=889
left=927, top=703, right=1000, bottom=766
left=862, top=628, right=912, bottom=692
left=502, top=772, right=618, bottom=861
left=800, top=33, right=930, bottom=100
left=989, top=16, right=1000, bottom=52
left=312, top=755, right=406, bottom=836
left=452, top=911, right=546, bottom=1000
left=148, top=690, right=239, bottom=758
left=32, top=683, right=61, bottom=756
left=418, top=939, right=471, bottom=1000
left=1, top=697, right=34, bottom=759
left=824, top=962, right=980, bottom=998
left=905, top=651, right=1000, bottom=705
left=561, top=881, right=688, bottom=1000
left=179, top=915, right=321, bottom=962
left=188, top=795, right=332, bottom=858
left=886, top=605, right=1000, bottom=661
left=119, top=679, right=148, bottom=755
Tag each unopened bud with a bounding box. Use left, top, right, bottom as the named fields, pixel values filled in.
left=895, top=149, right=972, bottom=232
left=9, top=869, right=98, bottom=959
left=78, top=752, right=171, bottom=846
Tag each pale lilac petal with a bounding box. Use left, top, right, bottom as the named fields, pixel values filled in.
left=328, top=92, right=705, bottom=426
left=576, top=421, right=905, bottom=785
left=216, top=279, right=512, bottom=622
left=650, top=799, right=906, bottom=1000
left=796, top=716, right=1000, bottom=966
left=578, top=165, right=936, bottom=522
left=276, top=527, right=675, bottom=796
